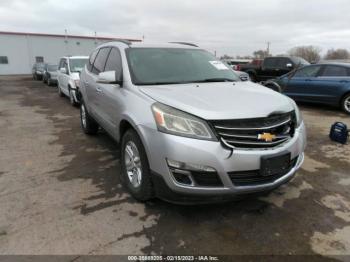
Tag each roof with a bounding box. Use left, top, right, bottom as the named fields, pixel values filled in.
left=317, top=62, right=350, bottom=67
left=100, top=41, right=200, bottom=49
left=0, top=31, right=141, bottom=42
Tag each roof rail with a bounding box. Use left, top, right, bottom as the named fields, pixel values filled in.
left=103, top=39, right=133, bottom=46
left=169, top=42, right=199, bottom=47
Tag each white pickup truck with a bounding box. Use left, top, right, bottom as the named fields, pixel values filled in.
left=57, top=56, right=88, bottom=106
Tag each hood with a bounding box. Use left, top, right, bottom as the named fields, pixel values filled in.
left=139, top=82, right=294, bottom=120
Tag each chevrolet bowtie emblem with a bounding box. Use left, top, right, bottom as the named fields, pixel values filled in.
left=258, top=133, right=276, bottom=142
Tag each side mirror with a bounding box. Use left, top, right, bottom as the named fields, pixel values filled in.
left=286, top=63, right=293, bottom=69
left=97, top=71, right=122, bottom=85
left=60, top=67, right=67, bottom=74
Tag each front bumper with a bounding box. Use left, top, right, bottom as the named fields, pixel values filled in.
left=138, top=122, right=306, bottom=201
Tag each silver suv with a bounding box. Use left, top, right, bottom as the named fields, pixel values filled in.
left=79, top=41, right=306, bottom=203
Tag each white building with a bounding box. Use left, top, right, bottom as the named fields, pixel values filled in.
left=0, top=31, right=140, bottom=75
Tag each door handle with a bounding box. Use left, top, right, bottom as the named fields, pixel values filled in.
left=96, top=87, right=102, bottom=93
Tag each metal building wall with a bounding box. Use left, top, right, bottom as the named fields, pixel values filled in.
left=0, top=34, right=107, bottom=75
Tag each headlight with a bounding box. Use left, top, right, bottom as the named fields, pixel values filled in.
left=36, top=71, right=42, bottom=74
left=290, top=99, right=303, bottom=127
left=74, top=80, right=80, bottom=88
left=151, top=102, right=217, bottom=141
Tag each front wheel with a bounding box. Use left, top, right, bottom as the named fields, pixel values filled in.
left=69, top=88, right=78, bottom=107
left=121, top=129, right=154, bottom=201
left=80, top=102, right=99, bottom=135
left=341, top=94, right=350, bottom=114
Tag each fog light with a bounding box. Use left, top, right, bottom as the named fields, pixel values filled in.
left=166, top=158, right=216, bottom=172
left=171, top=169, right=193, bottom=185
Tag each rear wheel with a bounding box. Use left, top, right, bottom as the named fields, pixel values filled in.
left=80, top=102, right=99, bottom=135
left=341, top=93, right=350, bottom=114
left=121, top=129, right=154, bottom=201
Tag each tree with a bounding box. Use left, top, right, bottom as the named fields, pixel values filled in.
left=253, top=50, right=269, bottom=59
left=288, top=45, right=322, bottom=63
left=324, top=49, right=350, bottom=60
left=220, top=54, right=234, bottom=60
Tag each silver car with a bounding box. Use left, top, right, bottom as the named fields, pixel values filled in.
left=79, top=41, right=306, bottom=203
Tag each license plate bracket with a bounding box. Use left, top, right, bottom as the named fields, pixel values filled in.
left=260, top=152, right=291, bottom=177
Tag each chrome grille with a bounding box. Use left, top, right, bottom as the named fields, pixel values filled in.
left=210, top=111, right=296, bottom=149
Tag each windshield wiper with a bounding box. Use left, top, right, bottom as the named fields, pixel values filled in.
left=192, top=78, right=236, bottom=83
left=137, top=81, right=185, bottom=86
left=137, top=78, right=236, bottom=85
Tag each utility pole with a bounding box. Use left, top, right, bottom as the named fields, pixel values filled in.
left=64, top=29, right=68, bottom=55
left=267, top=41, right=271, bottom=56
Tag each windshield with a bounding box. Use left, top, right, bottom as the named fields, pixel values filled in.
left=36, top=64, right=45, bottom=70
left=291, top=57, right=310, bottom=66
left=126, top=48, right=240, bottom=85
left=69, top=58, right=88, bottom=73
left=48, top=65, right=58, bottom=71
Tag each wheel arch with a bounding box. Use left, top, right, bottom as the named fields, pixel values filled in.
left=340, top=91, right=350, bottom=106
left=264, top=80, right=283, bottom=93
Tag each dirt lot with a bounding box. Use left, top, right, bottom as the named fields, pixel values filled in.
left=0, top=76, right=349, bottom=260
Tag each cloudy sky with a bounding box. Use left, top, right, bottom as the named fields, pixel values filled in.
left=0, top=0, right=349, bottom=57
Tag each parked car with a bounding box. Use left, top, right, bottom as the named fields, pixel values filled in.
left=32, top=63, right=46, bottom=80
left=57, top=56, right=89, bottom=106
left=240, top=56, right=310, bottom=82
left=43, top=64, right=58, bottom=86
left=222, top=59, right=251, bottom=71
left=79, top=41, right=306, bottom=203
left=264, top=63, right=350, bottom=114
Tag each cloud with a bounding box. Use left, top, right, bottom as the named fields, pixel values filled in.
left=0, top=0, right=349, bottom=56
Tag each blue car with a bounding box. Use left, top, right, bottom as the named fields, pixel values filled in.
left=264, top=63, right=350, bottom=114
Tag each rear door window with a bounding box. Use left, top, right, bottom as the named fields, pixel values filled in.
left=321, top=65, right=349, bottom=77
left=275, top=58, right=292, bottom=69
left=92, top=47, right=111, bottom=75
left=263, top=58, right=277, bottom=69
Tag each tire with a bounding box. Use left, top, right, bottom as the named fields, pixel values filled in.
left=341, top=93, right=350, bottom=115
left=265, top=82, right=282, bottom=93
left=248, top=73, right=257, bottom=82
left=58, top=84, right=64, bottom=97
left=80, top=102, right=99, bottom=135
left=69, top=88, right=78, bottom=107
left=121, top=129, right=154, bottom=201
left=43, top=75, right=47, bottom=84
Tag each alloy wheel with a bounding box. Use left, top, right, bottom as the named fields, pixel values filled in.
left=344, top=96, right=350, bottom=113
left=124, top=141, right=142, bottom=188
left=81, top=104, right=87, bottom=129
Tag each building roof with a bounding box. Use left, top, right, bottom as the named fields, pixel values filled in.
left=0, top=31, right=141, bottom=42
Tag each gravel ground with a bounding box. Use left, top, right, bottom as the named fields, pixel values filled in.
left=0, top=76, right=349, bottom=261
